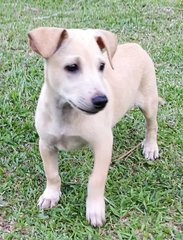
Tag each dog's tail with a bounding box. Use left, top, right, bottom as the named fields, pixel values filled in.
left=158, top=96, right=166, bottom=106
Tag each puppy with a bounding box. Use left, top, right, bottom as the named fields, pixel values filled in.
left=28, top=27, right=159, bottom=227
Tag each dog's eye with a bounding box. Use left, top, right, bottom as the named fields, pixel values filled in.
left=64, top=64, right=79, bottom=73
left=99, top=62, right=105, bottom=72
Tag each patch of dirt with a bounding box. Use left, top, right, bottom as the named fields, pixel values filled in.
left=0, top=215, right=14, bottom=233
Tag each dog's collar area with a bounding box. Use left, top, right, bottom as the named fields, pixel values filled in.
left=68, top=100, right=100, bottom=115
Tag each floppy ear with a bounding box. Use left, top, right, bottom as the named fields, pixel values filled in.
left=28, top=27, right=68, bottom=59
left=95, top=30, right=118, bottom=69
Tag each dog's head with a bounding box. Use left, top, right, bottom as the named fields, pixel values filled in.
left=28, top=27, right=117, bottom=114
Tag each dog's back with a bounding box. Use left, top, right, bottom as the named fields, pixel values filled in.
left=103, top=43, right=158, bottom=125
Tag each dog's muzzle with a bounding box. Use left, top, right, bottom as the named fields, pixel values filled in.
left=68, top=94, right=108, bottom=114
left=91, top=95, right=108, bottom=110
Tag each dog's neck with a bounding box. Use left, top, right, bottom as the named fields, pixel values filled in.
left=43, top=81, right=74, bottom=116
left=56, top=97, right=73, bottom=115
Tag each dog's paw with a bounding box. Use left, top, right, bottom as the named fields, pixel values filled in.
left=142, top=139, right=159, bottom=160
left=86, top=197, right=105, bottom=227
left=38, top=188, right=61, bottom=209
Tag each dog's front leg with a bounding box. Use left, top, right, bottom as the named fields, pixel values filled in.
left=86, top=130, right=113, bottom=227
left=38, top=139, right=61, bottom=209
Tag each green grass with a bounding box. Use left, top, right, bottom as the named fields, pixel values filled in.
left=0, top=0, right=182, bottom=239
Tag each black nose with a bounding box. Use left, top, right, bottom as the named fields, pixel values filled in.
left=92, top=95, right=108, bottom=109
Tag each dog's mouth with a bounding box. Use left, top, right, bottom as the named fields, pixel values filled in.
left=68, top=100, right=100, bottom=114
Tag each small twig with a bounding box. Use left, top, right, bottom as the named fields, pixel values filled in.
left=9, top=47, right=24, bottom=51
left=116, top=142, right=141, bottom=161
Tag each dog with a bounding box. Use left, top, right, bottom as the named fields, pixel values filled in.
left=28, top=27, right=159, bottom=227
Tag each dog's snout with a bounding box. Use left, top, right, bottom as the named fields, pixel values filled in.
left=92, top=95, right=108, bottom=109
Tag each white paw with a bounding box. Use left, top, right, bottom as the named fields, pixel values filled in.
left=142, top=139, right=159, bottom=160
left=38, top=188, right=61, bottom=209
left=86, top=197, right=105, bottom=227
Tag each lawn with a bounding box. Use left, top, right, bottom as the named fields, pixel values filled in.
left=0, top=0, right=182, bottom=239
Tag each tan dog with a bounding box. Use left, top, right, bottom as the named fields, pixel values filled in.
left=28, top=27, right=159, bottom=227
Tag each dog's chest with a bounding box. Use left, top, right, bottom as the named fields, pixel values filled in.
left=50, top=104, right=86, bottom=151
left=56, top=133, right=85, bottom=151
left=37, top=99, right=87, bottom=151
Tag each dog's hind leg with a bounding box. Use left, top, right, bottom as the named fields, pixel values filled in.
left=140, top=96, right=159, bottom=160
left=38, top=139, right=61, bottom=209
left=136, top=56, right=159, bottom=160
left=138, top=86, right=159, bottom=160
